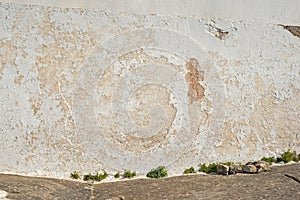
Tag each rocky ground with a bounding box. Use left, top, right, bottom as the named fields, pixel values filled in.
left=0, top=164, right=299, bottom=200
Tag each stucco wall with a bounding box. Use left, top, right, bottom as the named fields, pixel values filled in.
left=1, top=0, right=300, bottom=24
left=0, top=2, right=299, bottom=177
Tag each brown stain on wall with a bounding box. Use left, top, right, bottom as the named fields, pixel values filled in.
left=185, top=58, right=205, bottom=102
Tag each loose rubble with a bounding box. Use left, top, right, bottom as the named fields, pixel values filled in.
left=217, top=161, right=271, bottom=175
left=217, top=164, right=229, bottom=175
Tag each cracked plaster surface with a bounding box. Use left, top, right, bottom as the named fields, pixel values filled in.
left=0, top=3, right=299, bottom=177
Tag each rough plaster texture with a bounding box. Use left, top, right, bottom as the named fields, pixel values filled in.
left=1, top=0, right=300, bottom=24
left=0, top=2, right=299, bottom=177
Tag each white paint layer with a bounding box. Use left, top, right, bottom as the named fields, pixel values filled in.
left=0, top=0, right=300, bottom=24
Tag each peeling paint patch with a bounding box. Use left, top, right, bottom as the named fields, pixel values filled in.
left=215, top=29, right=229, bottom=40
left=280, top=25, right=300, bottom=38
left=185, top=58, right=205, bottom=102
left=204, top=20, right=235, bottom=40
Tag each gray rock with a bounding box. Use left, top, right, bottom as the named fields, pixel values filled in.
left=245, top=161, right=270, bottom=173
left=255, top=162, right=270, bottom=173
left=242, top=164, right=257, bottom=173
left=229, top=164, right=243, bottom=174
left=217, top=164, right=229, bottom=175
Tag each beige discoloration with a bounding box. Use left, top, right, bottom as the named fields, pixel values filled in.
left=14, top=74, right=24, bottom=85
left=29, top=97, right=43, bottom=117
left=254, top=73, right=265, bottom=94
left=93, top=49, right=183, bottom=154
left=0, top=40, right=17, bottom=79
left=185, top=58, right=205, bottom=102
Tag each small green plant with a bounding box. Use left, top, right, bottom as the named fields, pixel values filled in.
left=277, top=150, right=299, bottom=163
left=219, top=161, right=234, bottom=166
left=198, top=163, right=217, bottom=173
left=261, top=156, right=277, bottom=165
left=114, top=172, right=120, bottom=178
left=146, top=166, right=168, bottom=178
left=70, top=171, right=81, bottom=179
left=123, top=170, right=136, bottom=179
left=83, top=173, right=94, bottom=181
left=83, top=171, right=108, bottom=182
left=183, top=167, right=196, bottom=174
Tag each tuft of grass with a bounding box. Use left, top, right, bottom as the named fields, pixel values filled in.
left=123, top=170, right=136, bottom=179
left=261, top=150, right=299, bottom=165
left=183, top=167, right=196, bottom=174
left=114, top=172, right=120, bottom=178
left=198, top=163, right=217, bottom=173
left=70, top=171, right=81, bottom=179
left=83, top=173, right=94, bottom=181
left=146, top=166, right=168, bottom=178
left=261, top=156, right=276, bottom=165
left=219, top=162, right=234, bottom=166
left=83, top=171, right=108, bottom=182
left=277, top=150, right=299, bottom=163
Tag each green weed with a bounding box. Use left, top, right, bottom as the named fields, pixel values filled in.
left=183, top=167, right=196, bottom=174
left=123, top=170, right=136, bottom=179
left=70, top=171, right=81, bottom=179
left=114, top=172, right=120, bottom=178
left=146, top=166, right=168, bottom=178
left=261, top=156, right=276, bottom=165
left=198, top=163, right=217, bottom=173
left=277, top=150, right=299, bottom=163
left=83, top=171, right=108, bottom=182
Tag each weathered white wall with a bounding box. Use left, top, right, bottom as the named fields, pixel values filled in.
left=1, top=0, right=300, bottom=24
left=0, top=1, right=299, bottom=177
